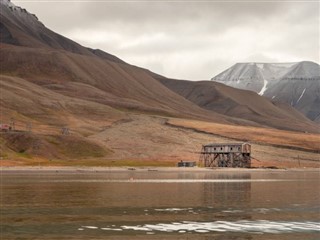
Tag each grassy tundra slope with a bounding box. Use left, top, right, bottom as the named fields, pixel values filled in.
left=1, top=114, right=319, bottom=168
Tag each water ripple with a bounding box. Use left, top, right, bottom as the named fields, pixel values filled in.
left=81, top=220, right=320, bottom=234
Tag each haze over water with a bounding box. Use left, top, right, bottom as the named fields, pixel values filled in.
left=1, top=170, right=320, bottom=239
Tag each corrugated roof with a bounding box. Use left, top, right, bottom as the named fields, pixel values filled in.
left=203, top=143, right=249, bottom=147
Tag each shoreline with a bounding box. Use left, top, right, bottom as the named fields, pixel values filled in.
left=1, top=166, right=319, bottom=172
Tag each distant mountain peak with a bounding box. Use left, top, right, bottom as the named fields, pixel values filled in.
left=211, top=61, right=320, bottom=122
left=212, top=61, right=319, bottom=92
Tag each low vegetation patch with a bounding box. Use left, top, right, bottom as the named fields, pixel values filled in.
left=1, top=132, right=110, bottom=161
left=168, top=119, right=320, bottom=152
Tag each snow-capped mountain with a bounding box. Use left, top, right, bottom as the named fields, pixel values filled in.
left=212, top=61, right=320, bottom=122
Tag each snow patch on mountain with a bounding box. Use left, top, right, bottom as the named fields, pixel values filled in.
left=258, top=79, right=268, bottom=95
left=296, top=88, right=306, bottom=104
left=256, top=63, right=265, bottom=70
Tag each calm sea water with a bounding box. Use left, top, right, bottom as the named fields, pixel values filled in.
left=1, top=169, right=320, bottom=240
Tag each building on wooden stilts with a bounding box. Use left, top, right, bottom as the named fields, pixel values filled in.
left=199, top=143, right=251, bottom=168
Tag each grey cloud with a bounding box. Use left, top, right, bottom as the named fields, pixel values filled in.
left=73, top=2, right=291, bottom=35
left=14, top=0, right=319, bottom=80
left=17, top=1, right=293, bottom=34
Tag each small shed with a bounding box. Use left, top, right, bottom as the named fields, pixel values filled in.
left=200, top=143, right=251, bottom=168
left=0, top=123, right=12, bottom=132
left=177, top=161, right=196, bottom=167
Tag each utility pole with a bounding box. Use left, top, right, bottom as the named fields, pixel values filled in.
left=10, top=117, right=15, bottom=131
left=26, top=122, right=32, bottom=132
left=33, top=140, right=41, bottom=169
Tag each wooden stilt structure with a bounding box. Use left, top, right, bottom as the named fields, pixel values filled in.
left=199, top=143, right=251, bottom=168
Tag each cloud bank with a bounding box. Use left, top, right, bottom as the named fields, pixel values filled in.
left=14, top=0, right=320, bottom=80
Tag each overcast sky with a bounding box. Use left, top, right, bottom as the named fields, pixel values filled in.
left=13, top=0, right=320, bottom=80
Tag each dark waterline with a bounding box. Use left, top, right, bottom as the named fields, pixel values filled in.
left=1, top=170, right=320, bottom=239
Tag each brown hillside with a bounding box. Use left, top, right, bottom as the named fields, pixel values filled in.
left=0, top=44, right=237, bottom=124
left=158, top=78, right=319, bottom=133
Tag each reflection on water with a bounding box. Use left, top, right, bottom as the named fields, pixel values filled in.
left=1, top=170, right=320, bottom=239
left=202, top=173, right=252, bottom=207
